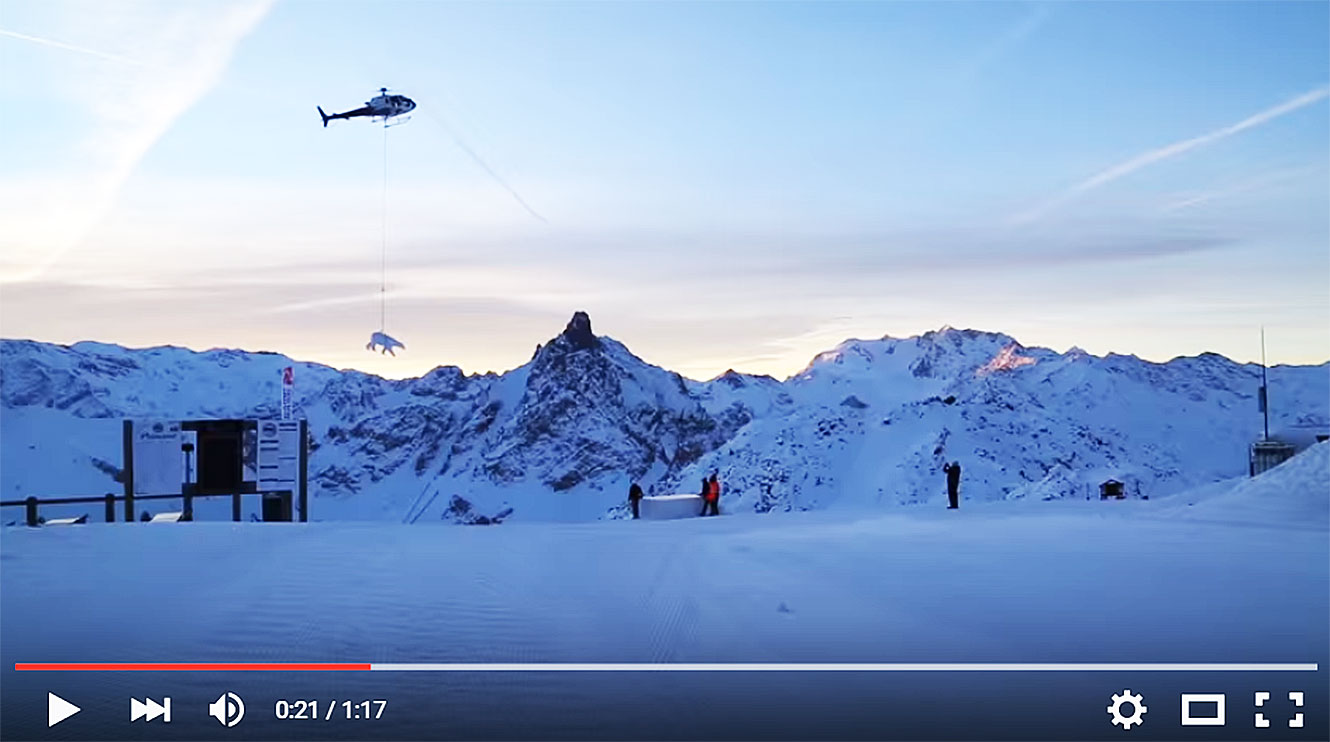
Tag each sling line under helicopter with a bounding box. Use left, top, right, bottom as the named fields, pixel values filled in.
left=319, top=87, right=413, bottom=355
left=368, top=119, right=402, bottom=356
left=318, top=86, right=546, bottom=356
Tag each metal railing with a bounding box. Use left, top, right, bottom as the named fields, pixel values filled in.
left=1, top=490, right=298, bottom=527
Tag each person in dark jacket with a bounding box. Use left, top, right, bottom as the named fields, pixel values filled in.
left=628, top=483, right=644, bottom=519
left=698, top=477, right=710, bottom=516
left=944, top=461, right=961, bottom=509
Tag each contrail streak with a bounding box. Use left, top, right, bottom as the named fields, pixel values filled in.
left=424, top=108, right=549, bottom=224
left=0, top=27, right=141, bottom=65
left=1161, top=165, right=1320, bottom=213
left=1011, top=85, right=1330, bottom=225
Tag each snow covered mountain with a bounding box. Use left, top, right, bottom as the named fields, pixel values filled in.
left=2, top=314, right=1326, bottom=522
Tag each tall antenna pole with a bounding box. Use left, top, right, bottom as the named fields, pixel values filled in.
left=381, top=121, right=388, bottom=333
left=1261, top=326, right=1270, bottom=441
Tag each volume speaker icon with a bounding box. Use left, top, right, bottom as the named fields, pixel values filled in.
left=209, top=692, right=245, bottom=727
left=130, top=697, right=171, bottom=723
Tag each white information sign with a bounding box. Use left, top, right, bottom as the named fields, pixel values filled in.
left=133, top=420, right=184, bottom=495
left=257, top=420, right=301, bottom=491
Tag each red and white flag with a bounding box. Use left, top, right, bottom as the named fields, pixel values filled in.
left=281, top=366, right=294, bottom=420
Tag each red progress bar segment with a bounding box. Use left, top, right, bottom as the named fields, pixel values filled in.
left=14, top=670, right=375, bottom=675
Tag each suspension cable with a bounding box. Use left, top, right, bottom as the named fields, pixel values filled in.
left=381, top=121, right=388, bottom=333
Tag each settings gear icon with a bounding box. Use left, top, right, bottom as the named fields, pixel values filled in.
left=1107, top=689, right=1147, bottom=730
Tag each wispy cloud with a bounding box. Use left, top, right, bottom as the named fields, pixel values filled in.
left=1011, top=85, right=1330, bottom=225
left=953, top=4, right=1054, bottom=86
left=0, top=1, right=276, bottom=284
left=740, top=231, right=1237, bottom=282
left=1159, top=165, right=1323, bottom=213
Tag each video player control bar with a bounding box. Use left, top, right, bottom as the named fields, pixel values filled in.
left=10, top=670, right=1319, bottom=675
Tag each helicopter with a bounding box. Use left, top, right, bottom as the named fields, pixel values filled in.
left=318, top=88, right=416, bottom=127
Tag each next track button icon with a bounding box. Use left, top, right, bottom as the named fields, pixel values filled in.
left=130, top=697, right=172, bottom=723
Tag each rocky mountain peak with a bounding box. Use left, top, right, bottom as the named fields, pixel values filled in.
left=558, top=311, right=599, bottom=351
left=530, top=311, right=607, bottom=376
left=919, top=326, right=1011, bottom=346
left=717, top=369, right=747, bottom=387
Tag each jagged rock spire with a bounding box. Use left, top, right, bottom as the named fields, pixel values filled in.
left=559, top=311, right=599, bottom=351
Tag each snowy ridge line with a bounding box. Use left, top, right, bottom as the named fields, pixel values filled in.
left=3, top=318, right=1327, bottom=520
left=367, top=663, right=1320, bottom=672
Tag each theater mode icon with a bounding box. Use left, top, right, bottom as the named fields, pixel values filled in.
left=209, top=692, right=245, bottom=727
left=1180, top=693, right=1224, bottom=726
left=130, top=697, right=171, bottom=723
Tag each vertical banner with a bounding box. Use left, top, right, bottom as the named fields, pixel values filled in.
left=281, top=366, right=294, bottom=421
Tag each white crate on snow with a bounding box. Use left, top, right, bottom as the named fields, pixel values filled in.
left=640, top=494, right=705, bottom=520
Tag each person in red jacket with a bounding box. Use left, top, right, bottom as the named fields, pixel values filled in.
left=702, top=472, right=721, bottom=516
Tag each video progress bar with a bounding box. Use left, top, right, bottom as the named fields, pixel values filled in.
left=15, top=663, right=1320, bottom=672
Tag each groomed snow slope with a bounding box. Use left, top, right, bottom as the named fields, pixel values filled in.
left=3, top=450, right=1324, bottom=663
left=1162, top=440, right=1330, bottom=527
left=1, top=453, right=1325, bottom=738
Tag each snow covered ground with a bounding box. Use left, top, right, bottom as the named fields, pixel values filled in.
left=2, top=446, right=1326, bottom=739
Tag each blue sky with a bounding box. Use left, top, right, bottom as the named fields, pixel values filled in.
left=1, top=0, right=1327, bottom=379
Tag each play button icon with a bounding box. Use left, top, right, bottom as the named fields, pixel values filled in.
left=48, top=692, right=80, bottom=727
